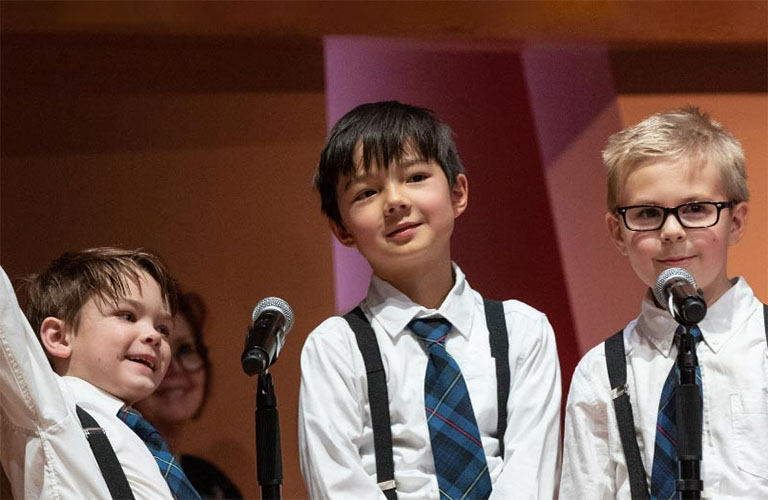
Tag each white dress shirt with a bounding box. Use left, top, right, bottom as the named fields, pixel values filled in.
left=561, top=278, right=768, bottom=499
left=299, top=264, right=562, bottom=500
left=0, top=266, right=173, bottom=499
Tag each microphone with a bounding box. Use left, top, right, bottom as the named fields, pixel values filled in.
left=241, top=297, right=295, bottom=376
left=653, top=268, right=707, bottom=325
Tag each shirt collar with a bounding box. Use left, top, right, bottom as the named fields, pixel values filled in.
left=62, top=375, right=128, bottom=415
left=364, top=263, right=475, bottom=340
left=636, top=277, right=754, bottom=356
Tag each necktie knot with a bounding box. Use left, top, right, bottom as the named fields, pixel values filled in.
left=408, top=317, right=452, bottom=345
left=674, top=324, right=704, bottom=344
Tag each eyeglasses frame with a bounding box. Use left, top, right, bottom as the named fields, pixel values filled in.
left=173, top=342, right=209, bottom=373
left=616, top=200, right=735, bottom=232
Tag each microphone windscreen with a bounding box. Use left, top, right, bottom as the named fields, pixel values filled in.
left=653, top=267, right=697, bottom=305
left=251, top=297, right=295, bottom=334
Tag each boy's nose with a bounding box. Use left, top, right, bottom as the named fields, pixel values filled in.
left=659, top=213, right=686, bottom=241
left=141, top=326, right=163, bottom=346
left=383, top=185, right=410, bottom=216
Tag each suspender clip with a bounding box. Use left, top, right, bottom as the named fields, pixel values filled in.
left=611, top=384, right=628, bottom=400
left=377, top=480, right=397, bottom=491
left=82, top=426, right=105, bottom=436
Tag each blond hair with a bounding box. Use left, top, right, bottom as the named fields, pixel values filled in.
left=603, top=106, right=749, bottom=211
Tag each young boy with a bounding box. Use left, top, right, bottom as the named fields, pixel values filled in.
left=298, top=101, right=562, bottom=499
left=0, top=247, right=200, bottom=499
left=561, top=107, right=766, bottom=498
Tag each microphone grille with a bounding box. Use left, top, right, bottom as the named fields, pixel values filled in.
left=653, top=267, right=697, bottom=305
left=251, top=297, right=295, bottom=333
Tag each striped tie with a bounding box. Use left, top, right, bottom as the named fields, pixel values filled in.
left=118, top=406, right=202, bottom=500
left=408, top=317, right=492, bottom=500
left=650, top=325, right=703, bottom=499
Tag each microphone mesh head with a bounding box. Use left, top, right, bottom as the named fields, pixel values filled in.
left=653, top=267, right=697, bottom=305
left=251, top=297, right=295, bottom=334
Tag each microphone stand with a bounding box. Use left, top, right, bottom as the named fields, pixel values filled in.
left=255, top=370, right=282, bottom=499
left=675, top=324, right=703, bottom=499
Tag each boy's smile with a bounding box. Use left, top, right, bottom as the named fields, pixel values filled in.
left=607, top=157, right=747, bottom=306
left=62, top=270, right=173, bottom=403
left=332, top=149, right=468, bottom=282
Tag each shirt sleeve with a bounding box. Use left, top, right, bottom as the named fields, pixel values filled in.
left=490, top=306, right=562, bottom=499
left=560, top=356, right=616, bottom=499
left=298, top=318, right=388, bottom=500
left=0, top=265, right=70, bottom=430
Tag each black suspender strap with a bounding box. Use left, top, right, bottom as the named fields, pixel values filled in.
left=75, top=405, right=135, bottom=500
left=764, top=304, right=767, bottom=343
left=605, top=331, right=650, bottom=500
left=484, top=298, right=510, bottom=459
left=344, top=307, right=398, bottom=500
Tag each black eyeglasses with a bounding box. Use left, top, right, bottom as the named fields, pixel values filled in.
left=616, top=201, right=734, bottom=232
left=173, top=343, right=208, bottom=372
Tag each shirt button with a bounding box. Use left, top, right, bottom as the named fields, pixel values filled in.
left=710, top=338, right=719, bottom=346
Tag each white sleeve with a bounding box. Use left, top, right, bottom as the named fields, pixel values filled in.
left=490, top=308, right=562, bottom=499
left=298, top=318, right=387, bottom=500
left=0, top=266, right=69, bottom=430
left=560, top=358, right=616, bottom=499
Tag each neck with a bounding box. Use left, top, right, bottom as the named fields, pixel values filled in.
left=378, top=258, right=455, bottom=310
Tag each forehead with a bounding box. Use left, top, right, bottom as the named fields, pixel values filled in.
left=90, top=269, right=169, bottom=311
left=172, top=315, right=195, bottom=342
left=619, top=156, right=725, bottom=204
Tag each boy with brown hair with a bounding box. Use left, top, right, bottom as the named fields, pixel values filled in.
left=298, top=101, right=562, bottom=499
left=561, top=107, right=766, bottom=498
left=0, top=247, right=201, bottom=499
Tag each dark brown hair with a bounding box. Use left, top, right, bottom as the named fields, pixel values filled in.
left=18, top=247, right=178, bottom=335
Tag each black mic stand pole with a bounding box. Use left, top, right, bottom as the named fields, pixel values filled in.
left=255, top=370, right=282, bottom=500
left=675, top=324, right=703, bottom=499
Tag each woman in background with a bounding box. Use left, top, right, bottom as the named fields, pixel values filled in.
left=136, top=291, right=243, bottom=499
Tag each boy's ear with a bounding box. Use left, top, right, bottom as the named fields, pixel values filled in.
left=451, top=173, right=469, bottom=218
left=606, top=211, right=628, bottom=256
left=329, top=218, right=356, bottom=247
left=39, top=317, right=74, bottom=360
left=727, top=201, right=748, bottom=245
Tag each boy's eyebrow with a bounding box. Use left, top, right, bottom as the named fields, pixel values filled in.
left=118, top=297, right=173, bottom=321
left=341, top=157, right=430, bottom=191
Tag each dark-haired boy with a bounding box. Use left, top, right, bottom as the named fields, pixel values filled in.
left=298, top=101, right=562, bottom=499
left=561, top=108, right=766, bottom=498
left=0, top=248, right=200, bottom=499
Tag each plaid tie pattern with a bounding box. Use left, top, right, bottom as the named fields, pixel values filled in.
left=650, top=325, right=703, bottom=500
left=118, top=406, right=202, bottom=500
left=408, top=317, right=492, bottom=500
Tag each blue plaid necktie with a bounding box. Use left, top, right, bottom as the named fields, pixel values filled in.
left=118, top=406, right=201, bottom=500
left=408, top=317, right=492, bottom=500
left=650, top=325, right=703, bottom=500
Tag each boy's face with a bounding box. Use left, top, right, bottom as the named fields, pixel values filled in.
left=332, top=147, right=468, bottom=279
left=64, top=270, right=173, bottom=403
left=606, top=157, right=747, bottom=305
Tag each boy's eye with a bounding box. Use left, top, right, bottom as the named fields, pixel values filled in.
left=118, top=312, right=136, bottom=322
left=156, top=324, right=171, bottom=337
left=353, top=189, right=377, bottom=201
left=636, top=207, right=662, bottom=219
left=682, top=203, right=705, bottom=214
left=408, top=173, right=428, bottom=183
